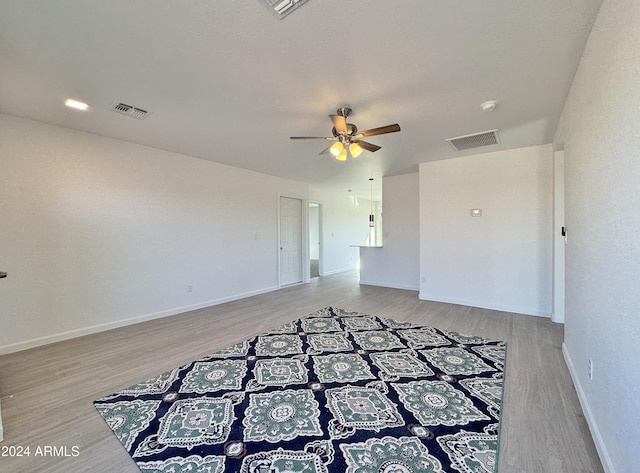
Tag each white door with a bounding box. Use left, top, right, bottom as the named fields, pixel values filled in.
left=280, top=197, right=303, bottom=286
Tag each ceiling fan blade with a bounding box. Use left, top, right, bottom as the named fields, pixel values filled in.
left=290, top=136, right=335, bottom=140
left=355, top=123, right=401, bottom=138
left=330, top=114, right=348, bottom=135
left=353, top=139, right=381, bottom=152
left=319, top=145, right=333, bottom=155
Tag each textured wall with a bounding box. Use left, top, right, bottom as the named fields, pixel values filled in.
left=359, top=173, right=420, bottom=291
left=558, top=0, right=640, bottom=471
left=419, top=144, right=553, bottom=316
left=0, top=114, right=311, bottom=352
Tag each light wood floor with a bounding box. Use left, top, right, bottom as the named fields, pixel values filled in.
left=0, top=271, right=604, bottom=472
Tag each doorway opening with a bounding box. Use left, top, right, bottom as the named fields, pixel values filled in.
left=309, top=202, right=321, bottom=278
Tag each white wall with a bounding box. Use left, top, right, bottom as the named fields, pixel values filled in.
left=359, top=173, right=420, bottom=291
left=557, top=0, right=640, bottom=471
left=309, top=187, right=372, bottom=275
left=419, top=144, right=553, bottom=316
left=0, top=114, right=309, bottom=353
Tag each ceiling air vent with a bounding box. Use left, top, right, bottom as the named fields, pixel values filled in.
left=111, top=102, right=150, bottom=120
left=446, top=129, right=500, bottom=152
left=261, top=0, right=311, bottom=19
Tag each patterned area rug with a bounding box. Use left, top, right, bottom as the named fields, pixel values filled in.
left=94, top=307, right=506, bottom=472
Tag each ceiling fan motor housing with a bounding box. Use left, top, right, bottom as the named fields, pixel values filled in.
left=332, top=123, right=358, bottom=138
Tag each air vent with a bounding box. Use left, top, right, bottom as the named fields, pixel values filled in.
left=111, top=102, right=150, bottom=120
left=261, top=0, right=311, bottom=19
left=446, top=129, right=500, bottom=152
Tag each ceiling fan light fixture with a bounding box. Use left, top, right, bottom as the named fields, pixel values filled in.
left=335, top=148, right=347, bottom=161
left=330, top=141, right=344, bottom=157
left=349, top=142, right=363, bottom=158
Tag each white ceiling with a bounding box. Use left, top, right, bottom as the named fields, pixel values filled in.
left=0, top=0, right=602, bottom=200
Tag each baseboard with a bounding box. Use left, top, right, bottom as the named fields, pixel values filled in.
left=0, top=285, right=279, bottom=355
left=321, top=267, right=353, bottom=276
left=562, top=343, right=615, bottom=473
left=359, top=279, right=419, bottom=292
left=418, top=292, right=550, bottom=318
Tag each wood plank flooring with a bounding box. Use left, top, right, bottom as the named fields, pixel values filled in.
left=0, top=271, right=604, bottom=472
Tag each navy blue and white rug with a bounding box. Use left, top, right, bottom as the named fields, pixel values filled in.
left=94, top=307, right=506, bottom=472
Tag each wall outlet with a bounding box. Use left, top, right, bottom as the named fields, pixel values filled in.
left=588, top=359, right=594, bottom=380
left=186, top=284, right=193, bottom=293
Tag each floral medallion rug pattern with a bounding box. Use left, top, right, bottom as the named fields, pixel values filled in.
left=94, top=307, right=506, bottom=473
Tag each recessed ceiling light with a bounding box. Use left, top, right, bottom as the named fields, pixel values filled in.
left=480, top=100, right=497, bottom=112
left=64, top=99, right=89, bottom=111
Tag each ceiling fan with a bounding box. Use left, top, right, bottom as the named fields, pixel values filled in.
left=290, top=107, right=401, bottom=161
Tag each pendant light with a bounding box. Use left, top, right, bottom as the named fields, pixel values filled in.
left=369, top=178, right=375, bottom=227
